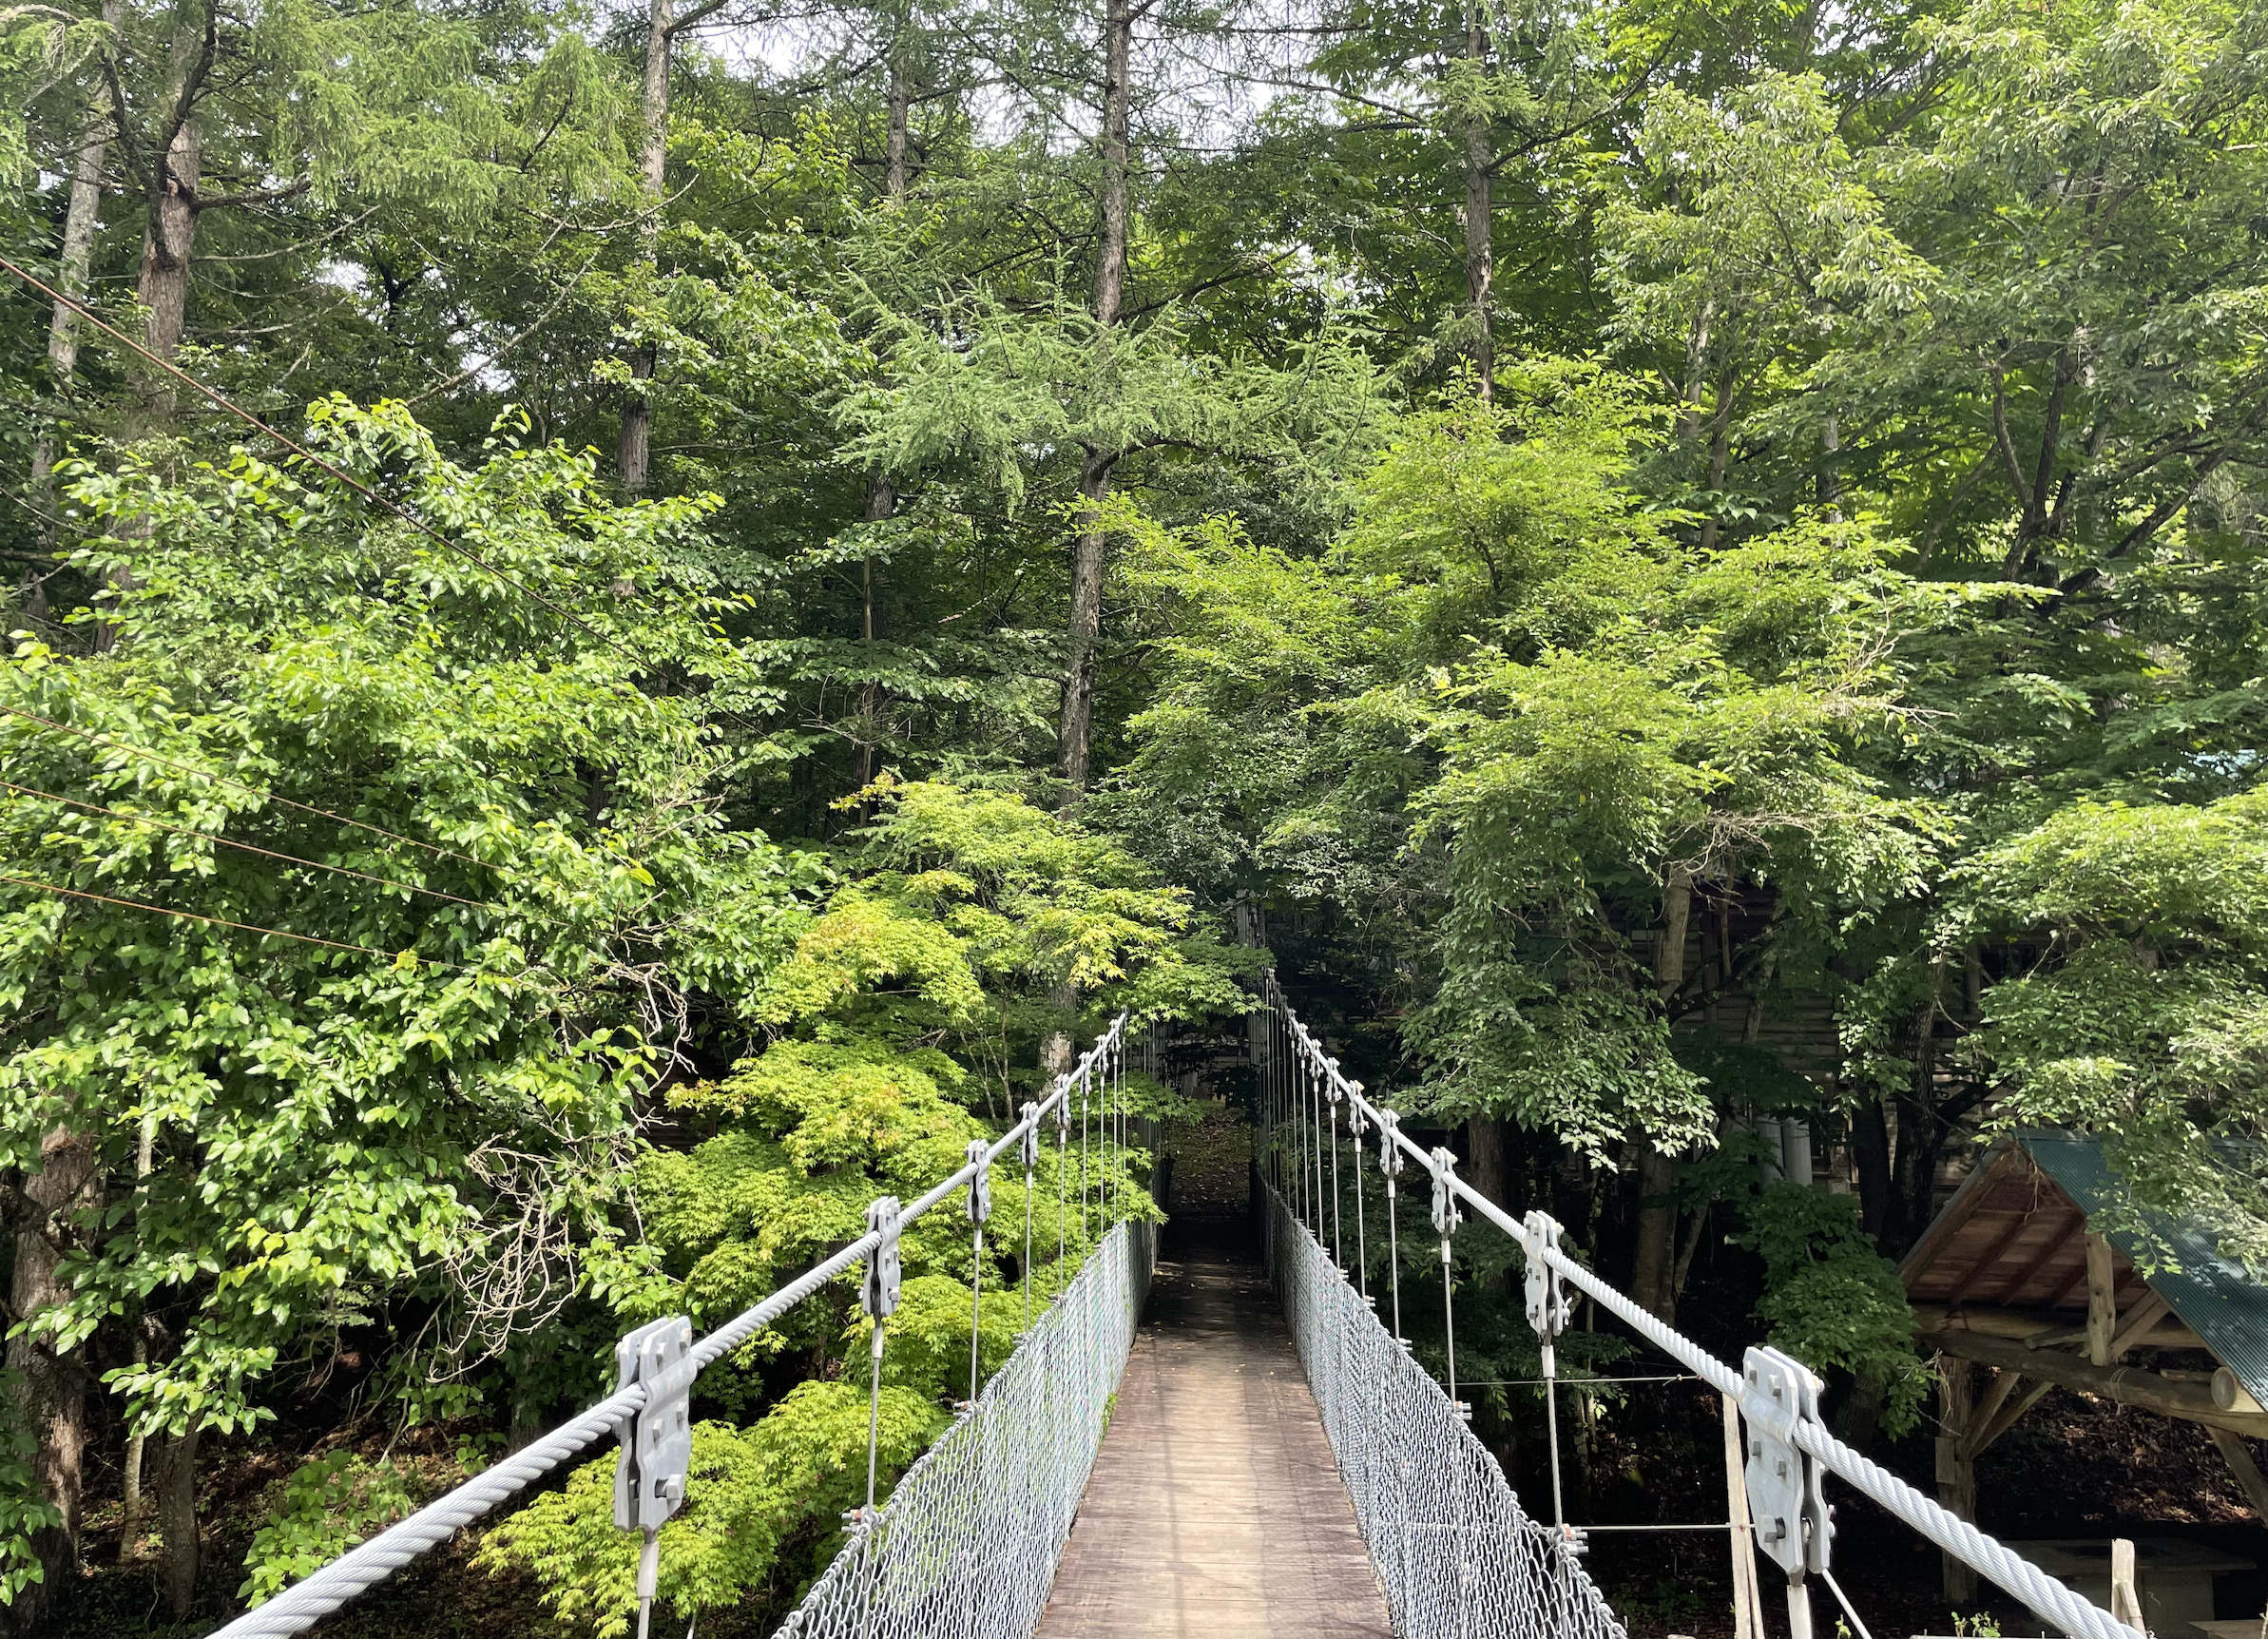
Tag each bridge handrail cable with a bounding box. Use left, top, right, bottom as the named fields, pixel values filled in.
left=1261, top=977, right=2135, bottom=1639
left=215, top=1012, right=1133, bottom=1639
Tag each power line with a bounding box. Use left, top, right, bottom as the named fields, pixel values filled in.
left=0, top=703, right=486, bottom=870
left=0, top=869, right=484, bottom=969
left=0, top=775, right=504, bottom=913
left=0, top=252, right=771, bottom=743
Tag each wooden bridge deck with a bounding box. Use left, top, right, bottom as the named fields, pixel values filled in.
left=1034, top=1228, right=1393, bottom=1638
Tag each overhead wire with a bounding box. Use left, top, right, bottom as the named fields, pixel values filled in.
left=0, top=869, right=488, bottom=970
left=0, top=253, right=774, bottom=743
left=0, top=774, right=503, bottom=912
left=0, top=702, right=489, bottom=870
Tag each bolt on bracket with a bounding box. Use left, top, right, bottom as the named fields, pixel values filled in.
left=863, top=1196, right=902, bottom=1321
left=966, top=1138, right=992, bottom=1225
left=1740, top=1344, right=1834, bottom=1576
left=1430, top=1147, right=1462, bottom=1241
left=1523, top=1211, right=1574, bottom=1342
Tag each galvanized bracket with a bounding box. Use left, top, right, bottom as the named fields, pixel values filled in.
left=966, top=1138, right=992, bottom=1226
left=863, top=1195, right=902, bottom=1321
left=1740, top=1345, right=1834, bottom=1576
left=614, top=1315, right=694, bottom=1533
left=1430, top=1147, right=1462, bottom=1241
left=1523, top=1211, right=1573, bottom=1342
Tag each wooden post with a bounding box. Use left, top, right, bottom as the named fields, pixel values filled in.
left=2109, top=1537, right=2144, bottom=1632
left=1938, top=1359, right=1979, bottom=1603
left=2206, top=1425, right=2268, bottom=1526
left=2085, top=1233, right=2118, bottom=1367
left=1724, top=1394, right=1765, bottom=1639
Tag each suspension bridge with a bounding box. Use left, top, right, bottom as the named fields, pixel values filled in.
left=206, top=984, right=2146, bottom=1639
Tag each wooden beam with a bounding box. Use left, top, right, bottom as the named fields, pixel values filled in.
left=1940, top=1206, right=2040, bottom=1309
left=2206, top=1425, right=2268, bottom=1527
left=2086, top=1234, right=2118, bottom=1366
left=1970, top=1379, right=2054, bottom=1456
left=2106, top=1289, right=2172, bottom=1360
left=1900, top=1143, right=2021, bottom=1289
left=1930, top=1330, right=2268, bottom=1436
left=1991, top=1206, right=2085, bottom=1307
left=1913, top=1302, right=2204, bottom=1350
left=2110, top=1539, right=2145, bottom=1633
left=1970, top=1368, right=2025, bottom=1441
left=1940, top=1359, right=1979, bottom=1603
left=1723, top=1394, right=1766, bottom=1639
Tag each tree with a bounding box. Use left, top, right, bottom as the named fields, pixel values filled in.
left=0, top=398, right=794, bottom=1613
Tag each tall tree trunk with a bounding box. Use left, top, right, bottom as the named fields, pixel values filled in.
left=135, top=113, right=200, bottom=415
left=1678, top=300, right=1716, bottom=443
left=1819, top=404, right=1841, bottom=520
left=4, top=1126, right=102, bottom=1629
left=27, top=1, right=121, bottom=589
left=118, top=1109, right=157, bottom=1558
left=857, top=55, right=912, bottom=793
left=154, top=1425, right=201, bottom=1617
left=1896, top=956, right=1947, bottom=1234
left=1632, top=866, right=1693, bottom=1320
left=1853, top=1093, right=1896, bottom=1244
left=1058, top=0, right=1130, bottom=803
left=1697, top=354, right=1738, bottom=552
left=618, top=0, right=675, bottom=495
left=1461, top=8, right=1492, bottom=400
left=104, top=102, right=200, bottom=652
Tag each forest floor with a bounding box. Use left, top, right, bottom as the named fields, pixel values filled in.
left=48, top=1098, right=2265, bottom=1638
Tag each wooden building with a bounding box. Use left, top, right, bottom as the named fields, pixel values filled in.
left=1897, top=1135, right=2268, bottom=1605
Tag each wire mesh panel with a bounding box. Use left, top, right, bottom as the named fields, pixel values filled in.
left=774, top=1217, right=1155, bottom=1639
left=1266, top=1187, right=1627, bottom=1639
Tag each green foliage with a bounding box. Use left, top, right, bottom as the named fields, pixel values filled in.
left=10, top=0, right=2268, bottom=1611
left=1951, top=791, right=2268, bottom=1266
left=1733, top=1185, right=1928, bottom=1436
left=477, top=1390, right=942, bottom=1638
left=0, top=400, right=803, bottom=1441
left=240, top=1452, right=418, bottom=1606
left=0, top=1372, right=59, bottom=1607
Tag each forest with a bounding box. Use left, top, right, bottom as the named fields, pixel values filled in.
left=1, top=0, right=2266, bottom=1629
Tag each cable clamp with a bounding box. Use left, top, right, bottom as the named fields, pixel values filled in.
left=862, top=1197, right=902, bottom=1321
left=613, top=1317, right=694, bottom=1533
left=1739, top=1345, right=1834, bottom=1577
left=966, top=1138, right=992, bottom=1225
left=1378, top=1110, right=1404, bottom=1178
left=1345, top=1082, right=1367, bottom=1136
left=1430, top=1147, right=1462, bottom=1240
left=1523, top=1211, right=1573, bottom=1341
left=614, top=1315, right=694, bottom=1636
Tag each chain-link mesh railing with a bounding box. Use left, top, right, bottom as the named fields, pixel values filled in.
left=1258, top=979, right=2139, bottom=1639
left=775, top=1216, right=1154, bottom=1639
left=214, top=1015, right=1140, bottom=1639
left=1267, top=1183, right=1628, bottom=1639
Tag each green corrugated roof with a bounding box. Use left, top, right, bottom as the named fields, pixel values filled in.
left=2022, top=1132, right=2268, bottom=1413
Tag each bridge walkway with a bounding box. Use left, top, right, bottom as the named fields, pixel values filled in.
left=1034, top=1218, right=1393, bottom=1639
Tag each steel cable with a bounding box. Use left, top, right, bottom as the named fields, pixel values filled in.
left=1262, top=985, right=2137, bottom=1639
left=218, top=1017, right=1129, bottom=1639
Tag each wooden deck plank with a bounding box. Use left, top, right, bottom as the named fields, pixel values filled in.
left=1035, top=1244, right=1393, bottom=1638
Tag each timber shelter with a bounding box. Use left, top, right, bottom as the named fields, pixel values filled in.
left=1899, top=1134, right=2268, bottom=1604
